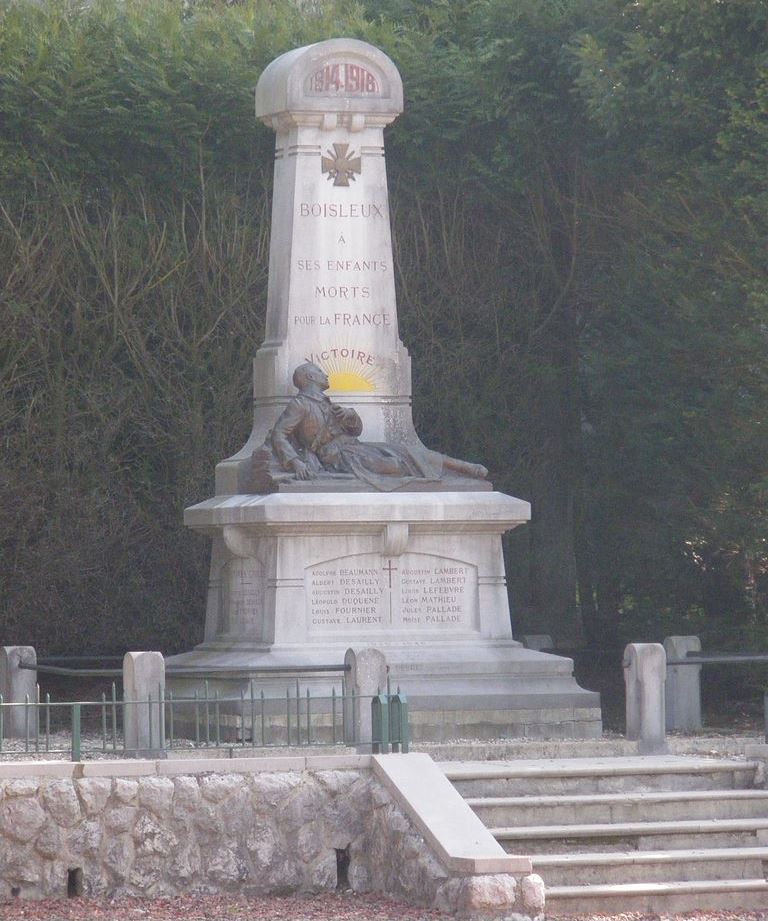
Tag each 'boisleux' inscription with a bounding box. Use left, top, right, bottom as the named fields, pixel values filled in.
left=306, top=554, right=477, bottom=633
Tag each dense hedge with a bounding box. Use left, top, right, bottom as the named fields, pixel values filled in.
left=1, top=0, right=767, bottom=654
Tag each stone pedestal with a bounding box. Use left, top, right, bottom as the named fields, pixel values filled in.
left=171, top=492, right=601, bottom=740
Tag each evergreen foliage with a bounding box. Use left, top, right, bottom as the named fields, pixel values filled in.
left=1, top=0, right=767, bottom=654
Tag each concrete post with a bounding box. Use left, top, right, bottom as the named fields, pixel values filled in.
left=123, top=652, right=165, bottom=754
left=664, top=635, right=702, bottom=731
left=344, top=647, right=387, bottom=752
left=0, top=646, right=37, bottom=738
left=624, top=643, right=667, bottom=753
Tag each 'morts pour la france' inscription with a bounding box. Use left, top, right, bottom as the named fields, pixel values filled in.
left=306, top=553, right=478, bottom=634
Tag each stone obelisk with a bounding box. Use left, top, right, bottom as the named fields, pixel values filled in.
left=171, top=39, right=602, bottom=740
left=216, top=39, right=415, bottom=495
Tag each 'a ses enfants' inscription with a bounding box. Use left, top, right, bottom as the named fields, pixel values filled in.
left=306, top=553, right=477, bottom=634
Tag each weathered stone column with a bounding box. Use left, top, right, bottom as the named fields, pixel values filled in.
left=664, top=635, right=702, bottom=731
left=344, top=647, right=387, bottom=750
left=624, top=643, right=667, bottom=753
left=123, top=652, right=165, bottom=753
left=0, top=645, right=37, bottom=737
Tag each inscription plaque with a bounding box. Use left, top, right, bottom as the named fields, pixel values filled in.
left=306, top=552, right=478, bottom=634
left=221, top=557, right=264, bottom=638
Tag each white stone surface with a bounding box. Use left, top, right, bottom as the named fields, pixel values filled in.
left=176, top=490, right=599, bottom=738
left=0, top=646, right=37, bottom=737
left=123, top=652, right=165, bottom=753
left=344, top=647, right=387, bottom=749
left=664, top=635, right=702, bottom=731
left=372, top=753, right=531, bottom=874
left=624, top=643, right=667, bottom=754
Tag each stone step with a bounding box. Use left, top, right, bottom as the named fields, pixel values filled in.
left=545, top=878, right=768, bottom=914
left=443, top=756, right=757, bottom=797
left=532, top=846, right=768, bottom=886
left=493, top=817, right=768, bottom=855
left=467, top=788, right=768, bottom=826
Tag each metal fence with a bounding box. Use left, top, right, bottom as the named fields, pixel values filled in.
left=0, top=680, right=409, bottom=761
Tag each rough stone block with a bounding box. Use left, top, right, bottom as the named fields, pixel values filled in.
left=113, top=778, right=139, bottom=803
left=0, top=797, right=47, bottom=843
left=41, top=779, right=82, bottom=827
left=200, top=773, right=244, bottom=803
left=172, top=776, right=201, bottom=809
left=138, top=776, right=175, bottom=816
left=76, top=777, right=113, bottom=815
left=521, top=873, right=546, bottom=915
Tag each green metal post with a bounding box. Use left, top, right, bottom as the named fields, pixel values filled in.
left=371, top=694, right=390, bottom=754
left=286, top=687, right=291, bottom=747
left=204, top=680, right=211, bottom=745
left=101, top=693, right=107, bottom=752
left=111, top=683, right=118, bottom=750
left=296, top=679, right=301, bottom=745
left=240, top=689, right=246, bottom=747
left=148, top=693, right=153, bottom=750
left=390, top=692, right=409, bottom=753
left=167, top=690, right=174, bottom=749
left=194, top=690, right=200, bottom=747
left=214, top=690, right=221, bottom=746
left=71, top=703, right=81, bottom=762
left=24, top=693, right=30, bottom=752
left=35, top=685, right=40, bottom=751
left=159, top=683, right=166, bottom=751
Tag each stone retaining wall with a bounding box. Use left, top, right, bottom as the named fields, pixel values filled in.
left=0, top=757, right=544, bottom=920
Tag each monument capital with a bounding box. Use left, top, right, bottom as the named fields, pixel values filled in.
left=255, top=38, right=404, bottom=132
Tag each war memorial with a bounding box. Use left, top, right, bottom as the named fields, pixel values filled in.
left=5, top=35, right=768, bottom=921
left=169, top=38, right=601, bottom=741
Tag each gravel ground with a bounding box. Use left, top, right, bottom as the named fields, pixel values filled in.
left=0, top=893, right=444, bottom=920
left=1, top=896, right=768, bottom=921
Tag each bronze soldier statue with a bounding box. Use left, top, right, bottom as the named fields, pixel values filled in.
left=252, top=362, right=489, bottom=492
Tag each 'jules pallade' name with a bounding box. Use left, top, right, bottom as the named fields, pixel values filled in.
left=299, top=202, right=384, bottom=219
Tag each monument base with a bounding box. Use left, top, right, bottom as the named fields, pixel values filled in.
left=171, top=491, right=601, bottom=741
